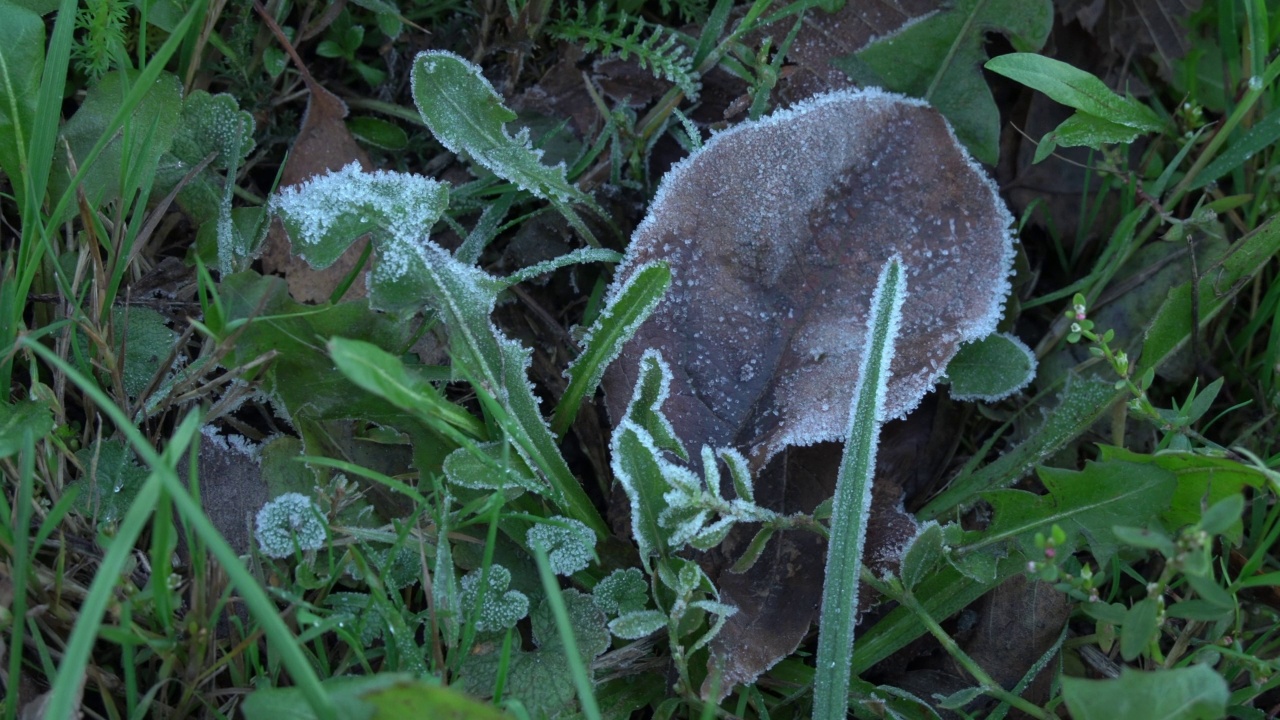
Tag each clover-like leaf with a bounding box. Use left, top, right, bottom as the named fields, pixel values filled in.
left=254, top=492, right=329, bottom=558
left=459, top=564, right=529, bottom=633
left=72, top=438, right=149, bottom=527
left=526, top=517, right=596, bottom=576
left=460, top=589, right=608, bottom=718
left=592, top=567, right=650, bottom=616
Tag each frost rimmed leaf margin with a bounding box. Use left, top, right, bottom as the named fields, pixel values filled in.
left=270, top=162, right=608, bottom=536
left=814, top=257, right=907, bottom=720
left=410, top=50, right=601, bottom=241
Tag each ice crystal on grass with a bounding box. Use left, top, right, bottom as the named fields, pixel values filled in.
left=460, top=564, right=530, bottom=633
left=526, top=517, right=596, bottom=576
left=254, top=493, right=327, bottom=558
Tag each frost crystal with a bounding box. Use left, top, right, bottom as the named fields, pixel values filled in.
left=254, top=493, right=327, bottom=558
left=526, top=517, right=596, bottom=576
left=460, top=564, right=530, bottom=633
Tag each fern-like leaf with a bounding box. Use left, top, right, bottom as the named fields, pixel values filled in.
left=549, top=3, right=700, bottom=100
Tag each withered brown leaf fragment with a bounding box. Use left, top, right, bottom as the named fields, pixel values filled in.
left=601, top=88, right=1015, bottom=696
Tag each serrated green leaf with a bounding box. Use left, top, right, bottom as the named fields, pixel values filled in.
left=112, top=306, right=179, bottom=400
left=442, top=441, right=543, bottom=495
left=460, top=564, right=529, bottom=633
left=985, top=53, right=1163, bottom=131
left=965, top=460, right=1177, bottom=567
left=921, top=373, right=1119, bottom=520
left=609, top=610, right=667, bottom=640
left=1062, top=666, right=1228, bottom=720
left=0, top=0, right=44, bottom=213
left=460, top=589, right=608, bottom=718
left=411, top=50, right=599, bottom=236
left=553, top=261, right=670, bottom=437
left=832, top=0, right=1053, bottom=164
left=0, top=399, right=54, bottom=458
left=945, top=332, right=1036, bottom=402
left=1096, top=446, right=1264, bottom=544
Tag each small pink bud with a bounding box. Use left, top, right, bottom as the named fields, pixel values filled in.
left=1044, top=547, right=1056, bottom=559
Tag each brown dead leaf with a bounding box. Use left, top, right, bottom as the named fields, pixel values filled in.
left=179, top=427, right=267, bottom=556
left=602, top=90, right=1015, bottom=694
left=256, top=3, right=373, bottom=304
left=1057, top=0, right=1203, bottom=79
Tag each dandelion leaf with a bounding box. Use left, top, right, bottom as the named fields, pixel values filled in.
left=980, top=460, right=1176, bottom=567
left=0, top=399, right=54, bottom=458
left=411, top=50, right=598, bottom=234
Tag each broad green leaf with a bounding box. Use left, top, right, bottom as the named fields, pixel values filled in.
left=111, top=306, right=179, bottom=400
left=1143, top=214, right=1280, bottom=378
left=1061, top=666, right=1228, bottom=720
left=553, top=261, right=671, bottom=437
left=0, top=399, right=54, bottom=458
left=1052, top=111, right=1152, bottom=148
left=963, top=460, right=1177, bottom=567
left=1120, top=597, right=1161, bottom=661
left=348, top=116, right=408, bottom=150
left=832, top=0, right=1053, bottom=164
left=411, top=50, right=599, bottom=236
left=1097, top=446, right=1263, bottom=544
left=986, top=53, right=1162, bottom=130
left=945, top=332, right=1036, bottom=402
left=218, top=271, right=419, bottom=426
left=814, top=258, right=905, bottom=720
left=441, top=441, right=543, bottom=495
left=58, top=69, right=183, bottom=210
left=0, top=0, right=44, bottom=212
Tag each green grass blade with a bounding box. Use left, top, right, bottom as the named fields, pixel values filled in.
left=22, top=340, right=338, bottom=720
left=531, top=545, right=602, bottom=720
left=813, top=257, right=905, bottom=720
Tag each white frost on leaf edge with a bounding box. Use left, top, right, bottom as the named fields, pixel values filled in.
left=946, top=331, right=1038, bottom=403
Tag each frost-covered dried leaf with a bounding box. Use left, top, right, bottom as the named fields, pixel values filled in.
left=603, top=89, right=1014, bottom=470
left=603, top=88, right=1013, bottom=696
